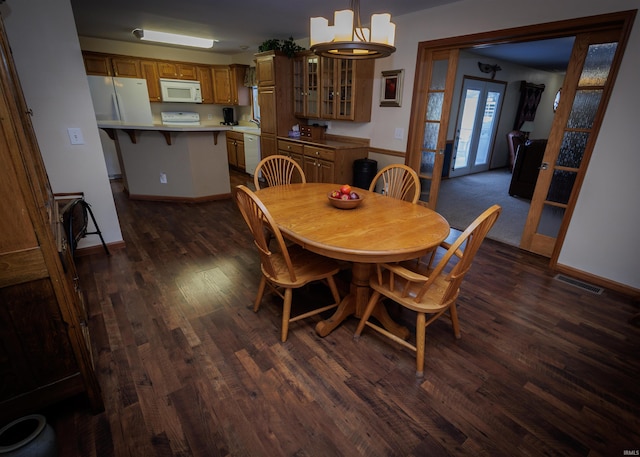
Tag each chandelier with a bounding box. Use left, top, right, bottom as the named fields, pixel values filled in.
left=309, top=0, right=396, bottom=60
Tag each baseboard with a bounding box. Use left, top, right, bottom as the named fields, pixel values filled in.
left=127, top=193, right=232, bottom=203
left=554, top=263, right=640, bottom=299
left=74, top=240, right=125, bottom=257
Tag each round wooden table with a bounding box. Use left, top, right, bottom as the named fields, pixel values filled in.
left=255, top=183, right=450, bottom=337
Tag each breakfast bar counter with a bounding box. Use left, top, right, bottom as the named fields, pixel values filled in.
left=98, top=122, right=233, bottom=202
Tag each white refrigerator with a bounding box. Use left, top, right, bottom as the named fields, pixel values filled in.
left=87, top=76, right=154, bottom=177
left=87, top=75, right=153, bottom=124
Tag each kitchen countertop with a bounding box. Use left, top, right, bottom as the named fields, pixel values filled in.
left=277, top=135, right=369, bottom=150
left=97, top=121, right=233, bottom=132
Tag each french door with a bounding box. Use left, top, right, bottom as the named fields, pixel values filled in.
left=406, top=11, right=634, bottom=260
left=407, top=48, right=458, bottom=209
left=450, top=78, right=505, bottom=178
left=521, top=29, right=625, bottom=258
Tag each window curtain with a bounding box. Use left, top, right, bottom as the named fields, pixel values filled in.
left=244, top=66, right=257, bottom=87
left=514, top=81, right=545, bottom=130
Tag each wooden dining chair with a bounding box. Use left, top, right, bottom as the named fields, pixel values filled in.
left=234, top=185, right=341, bottom=342
left=354, top=204, right=501, bottom=377
left=254, top=155, right=306, bottom=190
left=368, top=164, right=421, bottom=203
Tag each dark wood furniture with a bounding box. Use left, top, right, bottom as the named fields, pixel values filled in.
left=0, top=19, right=102, bottom=423
left=506, top=130, right=525, bottom=172
left=509, top=139, right=547, bottom=199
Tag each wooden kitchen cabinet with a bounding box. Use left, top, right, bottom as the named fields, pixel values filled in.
left=278, top=138, right=369, bottom=185
left=197, top=66, right=214, bottom=104
left=226, top=131, right=245, bottom=170
left=82, top=52, right=143, bottom=78
left=319, top=57, right=374, bottom=122
left=293, top=52, right=320, bottom=118
left=255, top=51, right=297, bottom=158
left=212, top=64, right=249, bottom=105
left=157, top=61, right=197, bottom=80
left=277, top=139, right=305, bottom=182
left=303, top=144, right=336, bottom=183
left=111, top=57, right=142, bottom=78
left=141, top=60, right=162, bottom=102
left=82, top=52, right=112, bottom=76
left=1, top=21, right=103, bottom=422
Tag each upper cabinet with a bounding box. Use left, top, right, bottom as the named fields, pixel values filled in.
left=140, top=60, right=162, bottom=102
left=212, top=64, right=249, bottom=105
left=197, top=66, right=214, bottom=104
left=111, top=57, right=142, bottom=78
left=319, top=57, right=374, bottom=122
left=82, top=52, right=112, bottom=76
left=157, top=62, right=198, bottom=80
left=293, top=53, right=320, bottom=119
left=82, top=52, right=248, bottom=105
left=82, top=52, right=142, bottom=78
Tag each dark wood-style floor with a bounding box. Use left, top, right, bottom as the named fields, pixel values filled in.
left=46, top=170, right=639, bottom=456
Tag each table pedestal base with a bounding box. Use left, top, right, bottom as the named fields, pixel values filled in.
left=315, top=262, right=409, bottom=339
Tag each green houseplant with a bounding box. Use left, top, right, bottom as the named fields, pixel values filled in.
left=258, top=37, right=304, bottom=58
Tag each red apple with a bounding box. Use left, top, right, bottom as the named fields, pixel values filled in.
left=340, top=184, right=352, bottom=195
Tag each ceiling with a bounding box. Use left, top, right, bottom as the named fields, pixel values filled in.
left=69, top=0, right=573, bottom=71
left=69, top=0, right=456, bottom=55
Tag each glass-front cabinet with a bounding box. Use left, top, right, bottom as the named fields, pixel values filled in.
left=293, top=53, right=319, bottom=118
left=296, top=55, right=373, bottom=123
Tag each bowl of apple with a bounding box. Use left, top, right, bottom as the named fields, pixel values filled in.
left=328, top=184, right=363, bottom=209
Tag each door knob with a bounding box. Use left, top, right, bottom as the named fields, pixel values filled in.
left=539, top=162, right=549, bottom=170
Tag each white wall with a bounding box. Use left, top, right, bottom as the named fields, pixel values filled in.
left=1, top=0, right=123, bottom=249
left=2, top=0, right=639, bottom=289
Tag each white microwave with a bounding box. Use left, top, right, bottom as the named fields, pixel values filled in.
left=159, top=78, right=202, bottom=103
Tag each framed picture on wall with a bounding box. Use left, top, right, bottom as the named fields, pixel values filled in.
left=380, top=69, right=403, bottom=107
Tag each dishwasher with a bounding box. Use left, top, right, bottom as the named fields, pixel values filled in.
left=243, top=131, right=261, bottom=177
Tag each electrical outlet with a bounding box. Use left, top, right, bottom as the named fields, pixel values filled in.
left=207, top=114, right=213, bottom=120
left=394, top=128, right=404, bottom=140
left=160, top=172, right=167, bottom=184
left=68, top=128, right=85, bottom=145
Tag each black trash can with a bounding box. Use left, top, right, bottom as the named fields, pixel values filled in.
left=352, top=158, right=377, bottom=190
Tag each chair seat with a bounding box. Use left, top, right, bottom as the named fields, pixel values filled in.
left=264, top=245, right=341, bottom=289
left=369, top=270, right=455, bottom=314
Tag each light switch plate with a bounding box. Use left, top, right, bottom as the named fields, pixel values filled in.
left=68, top=128, right=85, bottom=145
left=394, top=128, right=404, bottom=140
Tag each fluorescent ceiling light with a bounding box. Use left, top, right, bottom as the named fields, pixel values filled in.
left=132, top=29, right=214, bottom=48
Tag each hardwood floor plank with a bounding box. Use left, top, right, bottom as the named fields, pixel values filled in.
left=38, top=173, right=640, bottom=456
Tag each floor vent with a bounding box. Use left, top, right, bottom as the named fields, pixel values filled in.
left=554, top=274, right=604, bottom=295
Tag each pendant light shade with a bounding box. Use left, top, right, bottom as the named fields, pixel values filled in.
left=309, top=0, right=396, bottom=59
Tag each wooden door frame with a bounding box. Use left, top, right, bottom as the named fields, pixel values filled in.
left=405, top=10, right=636, bottom=265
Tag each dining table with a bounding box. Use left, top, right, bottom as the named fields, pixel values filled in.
left=254, top=182, right=450, bottom=338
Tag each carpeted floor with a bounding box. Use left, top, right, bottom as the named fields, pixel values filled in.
left=435, top=168, right=530, bottom=247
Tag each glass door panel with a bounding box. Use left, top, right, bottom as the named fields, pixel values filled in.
left=306, top=56, right=319, bottom=118
left=410, top=49, right=459, bottom=208
left=522, top=31, right=620, bottom=257
left=320, top=57, right=335, bottom=119
left=450, top=78, right=505, bottom=177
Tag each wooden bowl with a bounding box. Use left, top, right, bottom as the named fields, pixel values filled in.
left=327, top=192, right=363, bottom=209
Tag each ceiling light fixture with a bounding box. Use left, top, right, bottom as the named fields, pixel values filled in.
left=132, top=29, right=214, bottom=49
left=309, top=0, right=395, bottom=60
